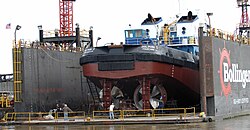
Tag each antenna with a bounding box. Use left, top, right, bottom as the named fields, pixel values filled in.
left=178, top=0, right=181, bottom=14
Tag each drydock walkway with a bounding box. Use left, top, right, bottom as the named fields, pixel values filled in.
left=0, top=107, right=211, bottom=125
left=0, top=116, right=205, bottom=125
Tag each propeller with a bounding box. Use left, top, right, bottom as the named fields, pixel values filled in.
left=133, top=84, right=167, bottom=110
left=99, top=86, right=124, bottom=109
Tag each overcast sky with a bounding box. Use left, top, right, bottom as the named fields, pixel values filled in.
left=0, top=0, right=242, bottom=74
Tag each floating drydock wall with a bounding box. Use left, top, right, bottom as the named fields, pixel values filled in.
left=202, top=35, right=250, bottom=119
left=14, top=48, right=89, bottom=112
left=0, top=81, right=13, bottom=92
left=0, top=74, right=13, bottom=91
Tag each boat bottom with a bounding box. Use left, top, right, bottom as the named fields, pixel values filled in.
left=87, top=74, right=200, bottom=111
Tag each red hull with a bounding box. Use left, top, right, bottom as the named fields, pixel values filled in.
left=83, top=61, right=199, bottom=94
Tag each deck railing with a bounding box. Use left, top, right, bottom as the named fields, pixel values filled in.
left=4, top=111, right=86, bottom=122
left=92, top=107, right=196, bottom=121
left=3, top=107, right=195, bottom=123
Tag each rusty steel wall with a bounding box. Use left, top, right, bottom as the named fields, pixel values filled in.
left=199, top=33, right=215, bottom=115
left=14, top=48, right=89, bottom=112
left=212, top=37, right=250, bottom=118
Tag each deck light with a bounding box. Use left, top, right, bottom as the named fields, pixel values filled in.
left=37, top=25, right=42, bottom=30
left=206, top=13, right=213, bottom=36
left=96, top=37, right=101, bottom=47
left=14, top=25, right=22, bottom=47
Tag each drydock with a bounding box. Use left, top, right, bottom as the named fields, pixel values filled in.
left=1, top=29, right=249, bottom=124
left=199, top=28, right=250, bottom=119
left=1, top=0, right=250, bottom=123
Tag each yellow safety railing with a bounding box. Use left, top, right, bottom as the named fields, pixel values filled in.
left=208, top=27, right=250, bottom=45
left=122, top=109, right=153, bottom=118
left=56, top=111, right=86, bottom=120
left=5, top=112, right=16, bottom=121
left=92, top=107, right=196, bottom=121
left=0, top=95, right=11, bottom=108
left=4, top=111, right=85, bottom=122
left=153, top=107, right=196, bottom=120
left=92, top=110, right=123, bottom=120
left=2, top=108, right=196, bottom=122
left=14, top=39, right=84, bottom=52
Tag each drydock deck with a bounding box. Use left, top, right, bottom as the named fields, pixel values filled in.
left=0, top=115, right=205, bottom=125
left=0, top=107, right=210, bottom=125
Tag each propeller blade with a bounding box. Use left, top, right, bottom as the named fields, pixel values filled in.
left=150, top=98, right=159, bottom=109
left=139, top=88, right=142, bottom=94
left=151, top=86, right=160, bottom=97
left=138, top=100, right=143, bottom=107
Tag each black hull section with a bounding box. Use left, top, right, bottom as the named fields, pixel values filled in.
left=80, top=45, right=199, bottom=71
left=80, top=53, right=198, bottom=71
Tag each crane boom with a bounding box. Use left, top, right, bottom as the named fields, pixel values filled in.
left=237, top=0, right=250, bottom=34
left=59, top=0, right=75, bottom=36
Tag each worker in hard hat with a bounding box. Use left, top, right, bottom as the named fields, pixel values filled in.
left=199, top=112, right=206, bottom=118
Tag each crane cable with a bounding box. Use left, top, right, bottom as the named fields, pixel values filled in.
left=40, top=47, right=73, bottom=63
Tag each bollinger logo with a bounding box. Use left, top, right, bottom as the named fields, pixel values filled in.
left=219, top=46, right=231, bottom=99
left=219, top=46, right=250, bottom=99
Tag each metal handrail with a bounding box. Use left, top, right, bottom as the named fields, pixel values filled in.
left=92, top=107, right=196, bottom=120
left=4, top=111, right=86, bottom=122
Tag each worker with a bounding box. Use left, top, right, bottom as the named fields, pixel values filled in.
left=62, top=104, right=73, bottom=121
left=162, top=20, right=177, bottom=44
left=109, top=103, right=115, bottom=120
left=199, top=112, right=206, bottom=118
left=54, top=103, right=62, bottom=118
left=56, top=104, right=62, bottom=112
left=163, top=24, right=170, bottom=44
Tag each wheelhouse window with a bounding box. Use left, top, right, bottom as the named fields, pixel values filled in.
left=135, top=30, right=142, bottom=37
left=125, top=30, right=134, bottom=38
left=125, top=29, right=146, bottom=38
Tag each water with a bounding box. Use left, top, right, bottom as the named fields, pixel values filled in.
left=1, top=115, right=250, bottom=130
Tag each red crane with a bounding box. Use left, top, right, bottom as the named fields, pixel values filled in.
left=59, top=0, right=75, bottom=36
left=237, top=0, right=250, bottom=33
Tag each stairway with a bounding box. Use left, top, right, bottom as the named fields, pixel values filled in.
left=86, top=79, right=102, bottom=110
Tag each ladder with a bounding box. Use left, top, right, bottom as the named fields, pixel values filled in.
left=86, top=79, right=102, bottom=110
left=13, top=47, right=22, bottom=102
